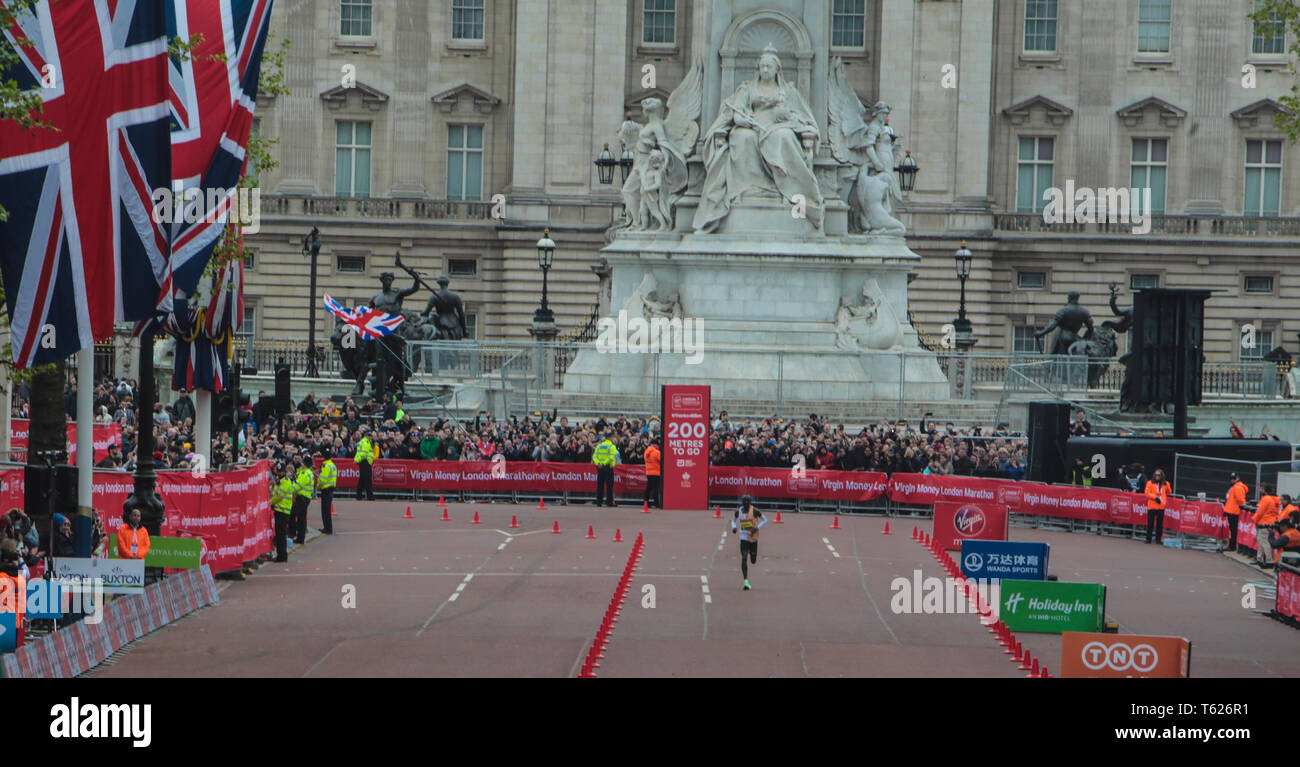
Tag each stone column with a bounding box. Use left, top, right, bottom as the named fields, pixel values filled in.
left=390, top=0, right=430, bottom=197
left=508, top=0, right=550, bottom=199
left=276, top=1, right=320, bottom=194
left=1184, top=0, right=1231, bottom=214
left=954, top=0, right=994, bottom=206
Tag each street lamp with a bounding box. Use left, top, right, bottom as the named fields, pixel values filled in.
left=895, top=149, right=919, bottom=193
left=619, top=146, right=635, bottom=184
left=953, top=241, right=974, bottom=350
left=534, top=228, right=556, bottom=328
left=593, top=143, right=617, bottom=186
left=302, top=226, right=321, bottom=377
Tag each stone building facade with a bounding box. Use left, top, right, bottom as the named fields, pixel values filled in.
left=245, top=0, right=1300, bottom=365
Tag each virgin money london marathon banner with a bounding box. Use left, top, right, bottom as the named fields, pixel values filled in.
left=661, top=385, right=711, bottom=510
left=8, top=420, right=122, bottom=463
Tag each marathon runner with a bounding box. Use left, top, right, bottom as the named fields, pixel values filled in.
left=731, top=495, right=767, bottom=591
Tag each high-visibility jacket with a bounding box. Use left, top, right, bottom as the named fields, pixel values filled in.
left=294, top=467, right=316, bottom=499
left=1224, top=480, right=1248, bottom=515
left=116, top=523, right=151, bottom=560
left=354, top=438, right=376, bottom=465
left=318, top=460, right=338, bottom=489
left=592, top=439, right=618, bottom=467
left=1144, top=480, right=1170, bottom=510
left=271, top=477, right=295, bottom=515
left=1281, top=504, right=1300, bottom=525
left=0, top=572, right=26, bottom=617
left=395, top=408, right=405, bottom=423
left=1254, top=494, right=1281, bottom=526
left=644, top=445, right=661, bottom=477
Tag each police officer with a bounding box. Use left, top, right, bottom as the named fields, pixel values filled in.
left=592, top=432, right=618, bottom=507
left=318, top=449, right=338, bottom=535
left=269, top=462, right=295, bottom=562
left=292, top=456, right=315, bottom=545
left=355, top=430, right=376, bottom=501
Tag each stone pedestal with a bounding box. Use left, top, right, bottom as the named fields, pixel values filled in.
left=562, top=230, right=949, bottom=401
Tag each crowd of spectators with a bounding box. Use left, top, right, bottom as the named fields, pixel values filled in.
left=13, top=376, right=1032, bottom=482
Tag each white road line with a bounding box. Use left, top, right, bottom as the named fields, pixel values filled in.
left=455, top=583, right=467, bottom=592
left=700, top=575, right=708, bottom=584
left=833, top=552, right=841, bottom=558
left=447, top=592, right=460, bottom=602
left=704, top=595, right=712, bottom=604
left=462, top=573, right=474, bottom=583
left=822, top=537, right=830, bottom=545
left=701, top=585, right=710, bottom=594
left=497, top=543, right=507, bottom=551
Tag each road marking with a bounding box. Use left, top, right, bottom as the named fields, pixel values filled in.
left=455, top=583, right=467, bottom=592
left=701, top=585, right=710, bottom=594
left=700, top=575, right=708, bottom=584
left=448, top=592, right=460, bottom=602
left=704, top=594, right=712, bottom=604
left=462, top=574, right=474, bottom=583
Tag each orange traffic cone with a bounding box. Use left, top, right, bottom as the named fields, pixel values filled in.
left=551, top=520, right=561, bottom=534
left=509, top=514, right=520, bottom=529
left=774, top=510, right=784, bottom=524
left=613, top=528, right=624, bottom=542
left=641, top=500, right=651, bottom=514
left=881, top=521, right=891, bottom=535
left=403, top=505, right=414, bottom=519
left=439, top=506, right=450, bottom=522
left=472, top=510, right=482, bottom=525
left=538, top=497, right=547, bottom=510
left=712, top=505, right=722, bottom=519
left=586, top=525, right=597, bottom=539
left=829, top=515, right=841, bottom=530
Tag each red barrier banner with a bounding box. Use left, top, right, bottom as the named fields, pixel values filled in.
left=932, top=500, right=1008, bottom=550
left=1238, top=514, right=1258, bottom=550
left=315, top=459, right=649, bottom=497
left=661, top=385, right=710, bottom=510
left=1278, top=566, right=1300, bottom=620
left=9, top=420, right=122, bottom=463
left=709, top=466, right=888, bottom=501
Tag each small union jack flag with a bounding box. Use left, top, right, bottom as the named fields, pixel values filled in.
left=324, top=294, right=405, bottom=342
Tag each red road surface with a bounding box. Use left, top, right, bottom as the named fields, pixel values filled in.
left=89, top=500, right=1297, bottom=678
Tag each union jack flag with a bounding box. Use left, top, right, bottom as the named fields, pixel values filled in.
left=0, top=0, right=172, bottom=369
left=324, top=294, right=405, bottom=342
left=161, top=0, right=274, bottom=306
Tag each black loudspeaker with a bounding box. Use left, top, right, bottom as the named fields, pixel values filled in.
left=274, top=363, right=291, bottom=416
left=1122, top=289, right=1211, bottom=412
left=1027, top=401, right=1071, bottom=484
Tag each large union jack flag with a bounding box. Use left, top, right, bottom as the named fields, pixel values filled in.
left=162, top=0, right=273, bottom=305
left=324, top=294, right=405, bottom=342
left=0, top=0, right=172, bottom=369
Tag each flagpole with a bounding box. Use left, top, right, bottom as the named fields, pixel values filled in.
left=75, top=346, right=94, bottom=555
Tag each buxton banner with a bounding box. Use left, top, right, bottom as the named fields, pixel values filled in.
left=661, top=385, right=711, bottom=511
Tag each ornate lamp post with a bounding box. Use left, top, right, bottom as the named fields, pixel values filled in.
left=529, top=228, right=558, bottom=389
left=953, top=241, right=974, bottom=351
left=303, top=227, right=321, bottom=377
left=593, top=144, right=617, bottom=186
left=618, top=146, right=635, bottom=184
left=895, top=149, right=919, bottom=193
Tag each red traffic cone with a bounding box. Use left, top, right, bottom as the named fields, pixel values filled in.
left=586, top=524, right=597, bottom=539
left=881, top=521, right=891, bottom=535
left=1039, top=666, right=1051, bottom=679
left=439, top=506, right=450, bottom=522
left=438, top=494, right=445, bottom=506
left=1018, top=651, right=1033, bottom=671
left=1010, top=641, right=1024, bottom=662
left=509, top=514, right=520, bottom=529
left=551, top=520, right=561, bottom=534
left=1027, top=658, right=1040, bottom=678
left=332, top=508, right=338, bottom=516
left=713, top=505, right=723, bottom=519
left=774, top=510, right=784, bottom=524
left=403, top=505, right=414, bottom=519
left=910, top=526, right=918, bottom=540
left=613, top=528, right=624, bottom=542
left=472, top=510, right=482, bottom=525
left=641, top=500, right=651, bottom=514
left=829, top=515, right=841, bottom=530
left=537, top=497, right=547, bottom=510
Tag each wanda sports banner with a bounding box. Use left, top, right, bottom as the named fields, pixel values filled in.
left=8, top=420, right=122, bottom=464
left=932, top=501, right=1008, bottom=550
left=0, top=463, right=272, bottom=574
left=661, top=385, right=710, bottom=510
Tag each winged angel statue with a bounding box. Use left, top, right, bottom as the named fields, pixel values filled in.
left=826, top=57, right=906, bottom=234
left=619, top=60, right=703, bottom=232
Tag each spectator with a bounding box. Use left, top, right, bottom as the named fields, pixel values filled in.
left=1069, top=410, right=1091, bottom=437
left=116, top=509, right=151, bottom=560
left=51, top=514, right=74, bottom=557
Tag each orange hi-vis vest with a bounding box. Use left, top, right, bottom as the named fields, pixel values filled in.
left=117, top=524, right=151, bottom=560
left=1254, top=495, right=1281, bottom=527
left=1145, top=481, right=1170, bottom=510
left=1224, top=481, right=1248, bottom=516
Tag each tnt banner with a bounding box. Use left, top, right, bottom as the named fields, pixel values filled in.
left=932, top=501, right=1008, bottom=550
left=1060, top=632, right=1191, bottom=678
left=661, top=385, right=710, bottom=510
left=9, top=420, right=122, bottom=464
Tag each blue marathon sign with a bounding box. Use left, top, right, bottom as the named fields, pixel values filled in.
left=960, top=539, right=1049, bottom=581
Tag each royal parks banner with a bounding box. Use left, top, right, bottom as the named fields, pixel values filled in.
left=999, top=579, right=1106, bottom=634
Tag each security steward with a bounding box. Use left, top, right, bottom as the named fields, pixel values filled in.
left=292, top=456, right=316, bottom=545
left=1143, top=468, right=1171, bottom=545
left=354, top=431, right=377, bottom=501
left=592, top=432, right=619, bottom=507
left=270, top=462, right=295, bottom=562
left=1253, top=483, right=1281, bottom=567
left=1223, top=472, right=1248, bottom=553
left=318, top=449, right=338, bottom=535
left=643, top=437, right=662, bottom=509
